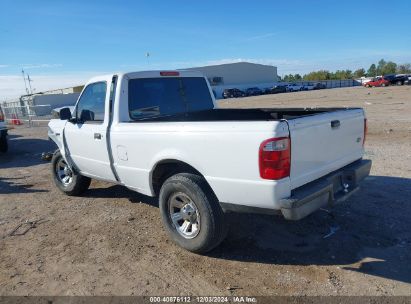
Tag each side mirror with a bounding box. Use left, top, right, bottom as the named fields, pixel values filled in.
left=59, top=107, right=72, bottom=120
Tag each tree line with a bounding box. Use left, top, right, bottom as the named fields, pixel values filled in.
left=282, top=59, right=411, bottom=82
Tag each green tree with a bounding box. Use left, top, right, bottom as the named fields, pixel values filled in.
left=303, top=70, right=331, bottom=81
left=283, top=74, right=294, bottom=82
left=367, top=64, right=377, bottom=77
left=354, top=68, right=366, bottom=78
left=334, top=70, right=353, bottom=79
left=381, top=61, right=397, bottom=75
left=376, top=59, right=386, bottom=75
left=397, top=64, right=411, bottom=74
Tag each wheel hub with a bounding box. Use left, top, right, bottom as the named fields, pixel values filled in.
left=181, top=204, right=197, bottom=222
left=55, top=158, right=73, bottom=186
left=169, top=193, right=200, bottom=239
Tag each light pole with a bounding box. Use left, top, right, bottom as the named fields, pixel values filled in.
left=21, top=69, right=29, bottom=95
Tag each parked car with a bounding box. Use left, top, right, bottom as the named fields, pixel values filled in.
left=264, top=85, right=287, bottom=94
left=245, top=87, right=263, bottom=96
left=301, top=84, right=315, bottom=91
left=49, top=70, right=371, bottom=253
left=222, top=88, right=246, bottom=98
left=363, top=77, right=390, bottom=87
left=0, top=106, right=8, bottom=152
left=383, top=74, right=409, bottom=86
left=286, top=83, right=304, bottom=92
left=313, top=83, right=327, bottom=90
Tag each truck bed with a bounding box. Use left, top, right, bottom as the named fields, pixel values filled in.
left=129, top=108, right=360, bottom=122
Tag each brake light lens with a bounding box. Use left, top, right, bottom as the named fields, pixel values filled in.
left=160, top=71, right=179, bottom=76
left=259, top=137, right=291, bottom=180
left=363, top=118, right=367, bottom=146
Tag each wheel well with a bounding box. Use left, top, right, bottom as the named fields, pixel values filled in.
left=151, top=160, right=204, bottom=196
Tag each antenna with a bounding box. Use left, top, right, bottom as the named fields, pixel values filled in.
left=27, top=74, right=34, bottom=94
left=21, top=69, right=29, bottom=95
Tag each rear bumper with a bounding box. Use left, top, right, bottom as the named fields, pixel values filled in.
left=280, top=159, right=371, bottom=220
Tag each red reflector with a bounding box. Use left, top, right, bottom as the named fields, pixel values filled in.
left=259, top=137, right=291, bottom=180
left=160, top=71, right=179, bottom=76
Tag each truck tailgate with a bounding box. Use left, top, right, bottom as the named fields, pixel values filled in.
left=287, top=109, right=365, bottom=189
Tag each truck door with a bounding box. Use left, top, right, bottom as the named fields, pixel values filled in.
left=63, top=79, right=116, bottom=181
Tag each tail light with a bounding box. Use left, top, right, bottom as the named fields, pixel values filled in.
left=0, top=110, right=4, bottom=122
left=259, top=137, right=291, bottom=180
left=363, top=118, right=367, bottom=146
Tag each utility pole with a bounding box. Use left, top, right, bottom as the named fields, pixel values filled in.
left=21, top=69, right=29, bottom=95
left=27, top=74, right=34, bottom=94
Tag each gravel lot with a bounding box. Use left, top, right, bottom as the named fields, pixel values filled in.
left=0, top=85, right=410, bottom=296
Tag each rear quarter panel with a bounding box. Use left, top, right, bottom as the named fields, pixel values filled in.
left=110, top=121, right=292, bottom=209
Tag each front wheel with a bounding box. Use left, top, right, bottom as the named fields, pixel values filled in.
left=51, top=150, right=91, bottom=196
left=159, top=173, right=228, bottom=253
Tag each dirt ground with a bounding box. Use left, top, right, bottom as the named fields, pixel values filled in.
left=0, top=86, right=410, bottom=296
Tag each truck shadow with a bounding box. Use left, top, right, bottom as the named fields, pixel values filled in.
left=79, top=175, right=411, bottom=285
left=208, top=175, right=411, bottom=284
left=85, top=184, right=159, bottom=208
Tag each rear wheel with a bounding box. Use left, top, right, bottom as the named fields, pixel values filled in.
left=381, top=83, right=386, bottom=87
left=51, top=150, right=91, bottom=196
left=159, top=173, right=228, bottom=253
left=396, top=81, right=403, bottom=85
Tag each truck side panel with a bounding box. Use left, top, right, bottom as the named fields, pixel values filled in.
left=110, top=121, right=291, bottom=209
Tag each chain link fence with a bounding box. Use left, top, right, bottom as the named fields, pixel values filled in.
left=1, top=104, right=53, bottom=127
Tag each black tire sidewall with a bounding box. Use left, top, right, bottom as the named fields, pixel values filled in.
left=51, top=150, right=90, bottom=195
left=52, top=151, right=78, bottom=193
left=159, top=174, right=221, bottom=253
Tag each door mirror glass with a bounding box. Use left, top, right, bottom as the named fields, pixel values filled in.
left=59, top=107, right=72, bottom=120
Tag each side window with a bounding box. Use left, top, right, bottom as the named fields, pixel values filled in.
left=76, top=82, right=107, bottom=123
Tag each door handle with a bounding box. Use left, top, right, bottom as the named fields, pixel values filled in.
left=331, top=120, right=340, bottom=128
left=94, top=133, right=102, bottom=140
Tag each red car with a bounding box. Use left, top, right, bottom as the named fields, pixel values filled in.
left=364, top=77, right=390, bottom=87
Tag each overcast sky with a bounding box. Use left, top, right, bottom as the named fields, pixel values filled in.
left=1, top=0, right=411, bottom=99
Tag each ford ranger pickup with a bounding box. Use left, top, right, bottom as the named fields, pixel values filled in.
left=48, top=70, right=371, bottom=253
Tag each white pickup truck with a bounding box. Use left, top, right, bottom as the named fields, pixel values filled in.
left=48, top=70, right=371, bottom=253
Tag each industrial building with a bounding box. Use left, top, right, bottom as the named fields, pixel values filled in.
left=185, top=62, right=278, bottom=98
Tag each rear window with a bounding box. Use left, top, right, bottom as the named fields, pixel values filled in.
left=128, top=77, right=213, bottom=120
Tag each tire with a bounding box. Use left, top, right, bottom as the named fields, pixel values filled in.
left=396, top=81, right=402, bottom=85
left=51, top=150, right=91, bottom=196
left=381, top=83, right=386, bottom=87
left=0, top=132, right=8, bottom=153
left=159, top=173, right=228, bottom=253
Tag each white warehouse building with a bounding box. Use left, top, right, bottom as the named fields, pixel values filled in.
left=185, top=62, right=278, bottom=98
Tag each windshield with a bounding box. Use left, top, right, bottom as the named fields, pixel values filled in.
left=128, top=77, right=213, bottom=120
